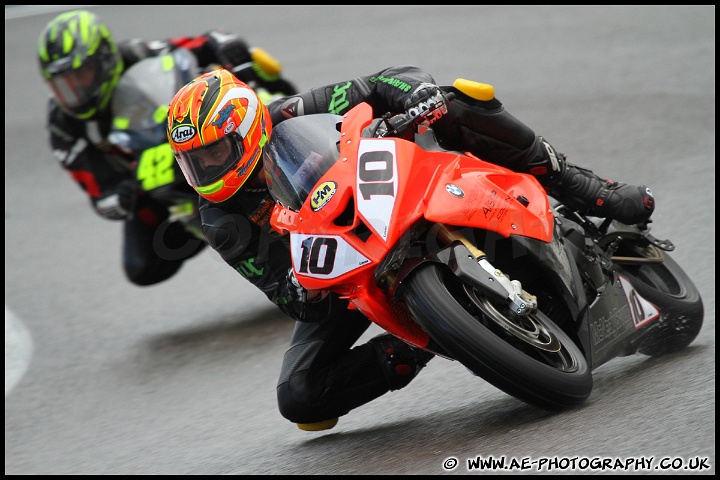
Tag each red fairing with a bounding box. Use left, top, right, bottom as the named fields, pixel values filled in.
left=270, top=102, right=553, bottom=348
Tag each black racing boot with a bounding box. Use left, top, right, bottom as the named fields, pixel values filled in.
left=295, top=333, right=433, bottom=432
left=549, top=162, right=655, bottom=224
left=526, top=138, right=655, bottom=224
left=368, top=333, right=435, bottom=391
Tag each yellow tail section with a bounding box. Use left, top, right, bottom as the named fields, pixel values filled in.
left=453, top=78, right=495, bottom=101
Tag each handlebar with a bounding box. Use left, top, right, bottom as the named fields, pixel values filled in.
left=376, top=91, right=455, bottom=139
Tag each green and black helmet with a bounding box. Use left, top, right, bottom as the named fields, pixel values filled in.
left=37, top=9, right=123, bottom=119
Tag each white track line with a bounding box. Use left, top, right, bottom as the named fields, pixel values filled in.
left=5, top=305, right=33, bottom=396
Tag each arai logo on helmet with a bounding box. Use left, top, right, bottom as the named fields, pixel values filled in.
left=171, top=125, right=197, bottom=143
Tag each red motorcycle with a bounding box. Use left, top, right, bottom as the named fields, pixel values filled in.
left=265, top=80, right=703, bottom=410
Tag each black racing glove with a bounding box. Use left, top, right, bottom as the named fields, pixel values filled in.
left=95, top=179, right=139, bottom=221
left=403, top=82, right=449, bottom=133
left=286, top=268, right=328, bottom=303
left=283, top=268, right=332, bottom=323
left=205, top=31, right=252, bottom=70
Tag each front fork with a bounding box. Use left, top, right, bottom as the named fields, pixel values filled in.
left=436, top=225, right=538, bottom=316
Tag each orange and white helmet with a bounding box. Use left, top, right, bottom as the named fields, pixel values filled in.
left=167, top=68, right=271, bottom=203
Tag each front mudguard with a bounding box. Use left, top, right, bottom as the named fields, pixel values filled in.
left=397, top=233, right=588, bottom=314
left=396, top=229, right=595, bottom=360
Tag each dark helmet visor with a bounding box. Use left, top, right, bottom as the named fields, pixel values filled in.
left=175, top=133, right=245, bottom=187
left=45, top=59, right=102, bottom=115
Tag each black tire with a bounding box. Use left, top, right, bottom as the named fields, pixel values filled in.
left=611, top=244, right=704, bottom=357
left=403, top=263, right=592, bottom=411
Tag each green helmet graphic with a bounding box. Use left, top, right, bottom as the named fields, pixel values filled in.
left=37, top=10, right=123, bottom=119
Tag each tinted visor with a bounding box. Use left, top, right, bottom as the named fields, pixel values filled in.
left=46, top=60, right=101, bottom=115
left=175, top=133, right=244, bottom=187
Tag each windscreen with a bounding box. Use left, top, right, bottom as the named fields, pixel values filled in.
left=263, top=114, right=342, bottom=211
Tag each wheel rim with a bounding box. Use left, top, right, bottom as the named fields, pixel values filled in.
left=464, top=284, right=579, bottom=372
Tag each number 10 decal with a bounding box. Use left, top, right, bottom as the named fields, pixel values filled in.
left=290, top=234, right=371, bottom=279
left=618, top=276, right=660, bottom=328
left=357, top=139, right=398, bottom=241
left=298, top=237, right=337, bottom=274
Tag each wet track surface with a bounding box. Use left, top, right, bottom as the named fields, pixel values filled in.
left=5, top=6, right=715, bottom=474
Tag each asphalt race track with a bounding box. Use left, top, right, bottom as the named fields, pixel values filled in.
left=5, top=5, right=715, bottom=475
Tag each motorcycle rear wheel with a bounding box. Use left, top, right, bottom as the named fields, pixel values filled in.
left=403, top=263, right=592, bottom=411
left=611, top=241, right=704, bottom=357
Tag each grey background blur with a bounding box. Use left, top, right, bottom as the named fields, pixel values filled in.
left=5, top=5, right=715, bottom=475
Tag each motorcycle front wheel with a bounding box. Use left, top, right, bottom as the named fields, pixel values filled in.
left=403, top=263, right=592, bottom=411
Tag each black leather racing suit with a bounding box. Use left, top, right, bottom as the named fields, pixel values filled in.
left=199, top=65, right=553, bottom=424
left=46, top=34, right=296, bottom=286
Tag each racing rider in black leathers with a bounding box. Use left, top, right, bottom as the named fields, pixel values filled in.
left=38, top=9, right=297, bottom=286
left=167, top=64, right=655, bottom=430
